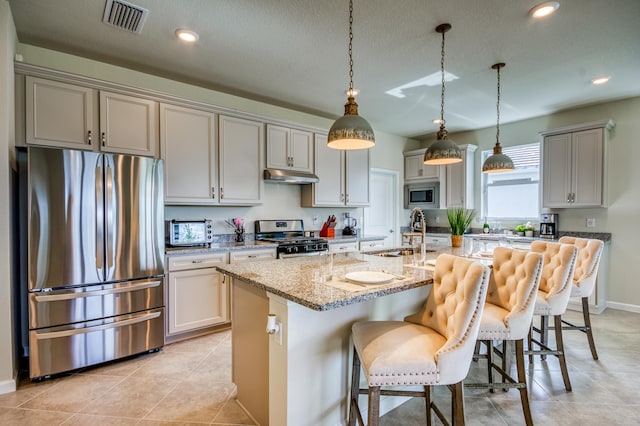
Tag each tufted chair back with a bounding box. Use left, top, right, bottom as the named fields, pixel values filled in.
left=406, top=253, right=490, bottom=383
left=558, top=236, right=604, bottom=297
left=529, top=241, right=578, bottom=316
left=486, top=247, right=544, bottom=338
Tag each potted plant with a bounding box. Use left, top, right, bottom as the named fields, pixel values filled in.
left=446, top=208, right=475, bottom=247
left=524, top=221, right=535, bottom=237
left=515, top=224, right=526, bottom=236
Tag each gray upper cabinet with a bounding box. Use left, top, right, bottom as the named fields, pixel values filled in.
left=25, top=76, right=159, bottom=157
left=266, top=124, right=313, bottom=173
left=161, top=103, right=217, bottom=204
left=541, top=120, right=612, bottom=208
left=301, top=133, right=370, bottom=207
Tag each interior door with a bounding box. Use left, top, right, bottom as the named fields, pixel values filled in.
left=364, top=169, right=399, bottom=247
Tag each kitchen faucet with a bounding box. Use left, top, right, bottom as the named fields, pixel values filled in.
left=409, top=207, right=425, bottom=245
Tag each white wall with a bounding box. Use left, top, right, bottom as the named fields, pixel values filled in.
left=0, top=0, right=17, bottom=393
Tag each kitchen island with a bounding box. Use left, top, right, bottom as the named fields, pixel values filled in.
left=216, top=251, right=441, bottom=426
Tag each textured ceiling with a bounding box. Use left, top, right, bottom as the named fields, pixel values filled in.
left=8, top=0, right=640, bottom=138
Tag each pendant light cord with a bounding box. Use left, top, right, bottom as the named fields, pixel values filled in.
left=496, top=65, right=501, bottom=144
left=348, top=0, right=354, bottom=95
left=439, top=28, right=446, bottom=126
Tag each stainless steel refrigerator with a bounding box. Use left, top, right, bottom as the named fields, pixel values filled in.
left=23, top=146, right=165, bottom=379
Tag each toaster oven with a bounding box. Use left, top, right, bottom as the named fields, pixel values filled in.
left=166, top=219, right=214, bottom=246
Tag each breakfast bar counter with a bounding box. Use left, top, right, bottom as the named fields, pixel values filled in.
left=216, top=251, right=441, bottom=426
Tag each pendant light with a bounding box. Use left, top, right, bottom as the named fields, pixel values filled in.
left=482, top=62, right=515, bottom=173
left=327, top=0, right=375, bottom=150
left=424, top=23, right=462, bottom=165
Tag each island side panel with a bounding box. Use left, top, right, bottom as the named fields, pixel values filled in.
left=232, top=278, right=270, bottom=426
left=267, top=286, right=431, bottom=426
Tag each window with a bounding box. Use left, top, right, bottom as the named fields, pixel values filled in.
left=481, top=142, right=540, bottom=220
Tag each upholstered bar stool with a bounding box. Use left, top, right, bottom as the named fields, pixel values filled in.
left=348, top=254, right=491, bottom=426
left=466, top=247, right=543, bottom=426
left=527, top=241, right=578, bottom=391
left=557, top=236, right=604, bottom=359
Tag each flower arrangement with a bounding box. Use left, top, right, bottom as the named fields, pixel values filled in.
left=225, top=217, right=245, bottom=242
left=515, top=222, right=535, bottom=236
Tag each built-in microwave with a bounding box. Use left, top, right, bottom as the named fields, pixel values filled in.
left=165, top=219, right=214, bottom=246
left=404, top=183, right=440, bottom=209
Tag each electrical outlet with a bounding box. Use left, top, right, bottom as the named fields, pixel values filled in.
left=435, top=216, right=440, bottom=224
left=313, top=216, right=319, bottom=225
left=586, top=218, right=596, bottom=228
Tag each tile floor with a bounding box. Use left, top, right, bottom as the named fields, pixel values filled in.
left=0, top=309, right=638, bottom=425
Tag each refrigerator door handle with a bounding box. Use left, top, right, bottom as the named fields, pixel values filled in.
left=95, top=161, right=104, bottom=272
left=33, top=280, right=162, bottom=302
left=105, top=162, right=114, bottom=270
left=33, top=311, right=162, bottom=340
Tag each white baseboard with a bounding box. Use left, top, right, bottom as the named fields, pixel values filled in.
left=0, top=378, right=17, bottom=395
left=606, top=301, right=640, bottom=313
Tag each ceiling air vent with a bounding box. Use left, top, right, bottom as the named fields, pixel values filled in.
left=102, top=0, right=149, bottom=33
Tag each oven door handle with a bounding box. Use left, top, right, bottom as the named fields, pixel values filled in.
left=278, top=251, right=327, bottom=259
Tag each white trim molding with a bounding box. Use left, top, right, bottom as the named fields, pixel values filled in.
left=606, top=301, right=640, bottom=314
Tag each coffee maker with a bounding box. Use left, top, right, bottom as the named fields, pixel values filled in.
left=539, top=213, right=559, bottom=239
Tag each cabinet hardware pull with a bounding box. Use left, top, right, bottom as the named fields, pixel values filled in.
left=340, top=193, right=344, bottom=202
left=220, top=187, right=224, bottom=199
left=345, top=194, right=349, bottom=203
left=192, top=260, right=203, bottom=264
left=567, top=193, right=571, bottom=203
left=87, top=130, right=92, bottom=144
left=101, top=132, right=106, bottom=147
left=211, top=187, right=215, bottom=199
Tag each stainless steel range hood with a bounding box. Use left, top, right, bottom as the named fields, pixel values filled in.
left=263, top=168, right=319, bottom=184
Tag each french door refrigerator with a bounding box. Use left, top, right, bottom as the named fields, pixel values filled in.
left=24, top=146, right=165, bottom=379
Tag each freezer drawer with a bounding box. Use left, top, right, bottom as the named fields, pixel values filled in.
left=29, top=307, right=164, bottom=379
left=29, top=278, right=164, bottom=329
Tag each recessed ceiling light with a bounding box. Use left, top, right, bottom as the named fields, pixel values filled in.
left=175, top=29, right=199, bottom=43
left=591, top=76, right=610, bottom=85
left=529, top=2, right=560, bottom=18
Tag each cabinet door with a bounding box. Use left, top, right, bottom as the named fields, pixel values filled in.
left=345, top=149, right=370, bottom=206
left=99, top=91, right=158, bottom=157
left=26, top=77, right=95, bottom=149
left=219, top=115, right=264, bottom=205
left=289, top=128, right=313, bottom=172
left=405, top=153, right=439, bottom=181
left=307, top=133, right=345, bottom=206
left=542, top=133, right=573, bottom=207
left=167, top=268, right=229, bottom=334
left=445, top=161, right=465, bottom=208
left=161, top=104, right=217, bottom=204
left=266, top=124, right=290, bottom=169
left=572, top=128, right=603, bottom=207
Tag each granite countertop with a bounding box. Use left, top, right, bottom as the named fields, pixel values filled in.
left=215, top=250, right=445, bottom=311
left=406, top=230, right=611, bottom=243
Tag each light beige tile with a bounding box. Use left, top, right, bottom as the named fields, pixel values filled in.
left=80, top=375, right=178, bottom=418
left=0, top=406, right=72, bottom=425
left=61, top=413, right=140, bottom=425
left=132, top=350, right=208, bottom=381
left=212, top=399, right=256, bottom=425
left=143, top=380, right=234, bottom=423
left=79, top=351, right=157, bottom=377
left=20, top=374, right=124, bottom=413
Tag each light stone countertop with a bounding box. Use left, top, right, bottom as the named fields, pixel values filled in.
left=215, top=249, right=459, bottom=311
left=165, top=241, right=278, bottom=256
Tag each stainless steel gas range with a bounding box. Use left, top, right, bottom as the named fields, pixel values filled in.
left=255, top=220, right=328, bottom=259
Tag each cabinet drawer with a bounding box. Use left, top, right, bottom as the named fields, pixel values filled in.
left=167, top=252, right=229, bottom=272
left=230, top=248, right=277, bottom=263
left=329, top=241, right=358, bottom=253
left=359, top=240, right=385, bottom=251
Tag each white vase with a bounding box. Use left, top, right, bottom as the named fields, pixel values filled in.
left=525, top=230, right=533, bottom=237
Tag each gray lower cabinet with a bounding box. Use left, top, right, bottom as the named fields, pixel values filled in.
left=165, top=252, right=230, bottom=337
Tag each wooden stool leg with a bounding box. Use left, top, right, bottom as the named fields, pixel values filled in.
left=451, top=382, right=466, bottom=425
left=425, top=385, right=432, bottom=426
left=486, top=340, right=494, bottom=393
left=348, top=348, right=361, bottom=426
left=540, top=315, right=548, bottom=360
left=582, top=297, right=599, bottom=360
left=516, top=340, right=533, bottom=426
left=528, top=326, right=534, bottom=364
left=554, top=315, right=572, bottom=392
left=368, top=386, right=381, bottom=426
